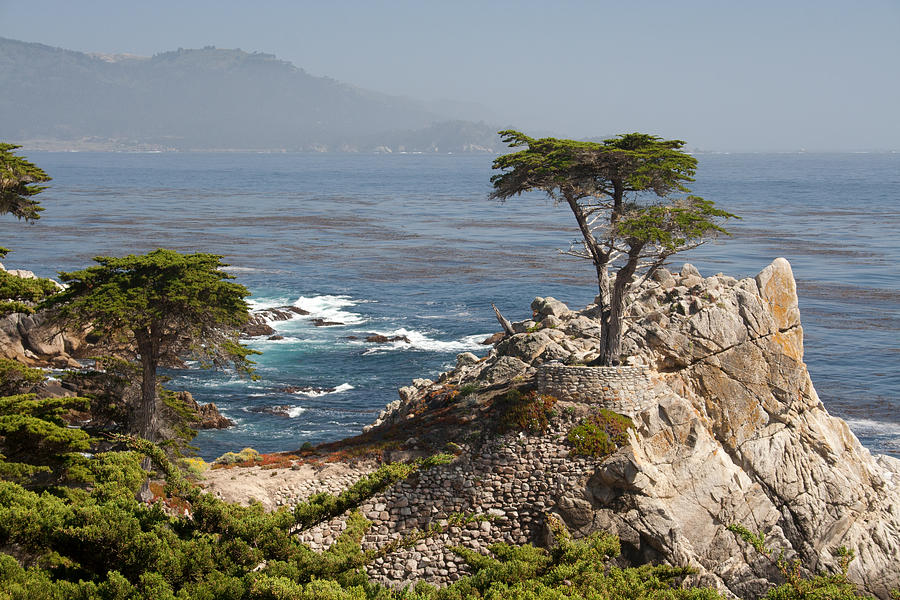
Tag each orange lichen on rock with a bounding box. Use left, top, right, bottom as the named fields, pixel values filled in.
left=755, top=257, right=803, bottom=360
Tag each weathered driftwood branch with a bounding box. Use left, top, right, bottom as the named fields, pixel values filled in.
left=491, top=303, right=515, bottom=338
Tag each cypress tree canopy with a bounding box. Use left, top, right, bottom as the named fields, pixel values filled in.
left=44, top=248, right=255, bottom=441
left=0, top=143, right=50, bottom=222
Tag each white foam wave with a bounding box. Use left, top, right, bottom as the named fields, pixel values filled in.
left=294, top=383, right=355, bottom=398
left=287, top=406, right=307, bottom=418
left=251, top=336, right=303, bottom=345
left=361, top=329, right=489, bottom=355
left=293, top=294, right=366, bottom=325
left=247, top=296, right=295, bottom=311
left=845, top=418, right=900, bottom=436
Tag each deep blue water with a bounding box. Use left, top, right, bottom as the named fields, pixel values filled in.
left=2, top=152, right=897, bottom=458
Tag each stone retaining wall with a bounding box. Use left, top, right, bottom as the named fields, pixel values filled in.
left=535, top=364, right=655, bottom=417
left=284, top=370, right=677, bottom=588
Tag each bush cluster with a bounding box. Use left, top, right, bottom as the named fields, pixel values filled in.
left=567, top=409, right=634, bottom=458
left=0, top=353, right=885, bottom=600
left=0, top=358, right=44, bottom=395
left=214, top=447, right=263, bottom=466
left=0, top=269, right=58, bottom=317
left=495, top=389, right=557, bottom=435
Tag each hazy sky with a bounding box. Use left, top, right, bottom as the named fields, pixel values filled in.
left=2, top=0, right=898, bottom=151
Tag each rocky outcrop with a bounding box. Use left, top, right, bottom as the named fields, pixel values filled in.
left=347, top=258, right=899, bottom=597
left=364, top=334, right=411, bottom=344
left=0, top=311, right=89, bottom=368
left=0, top=264, right=88, bottom=367
left=193, top=400, right=234, bottom=429
left=242, top=305, right=310, bottom=337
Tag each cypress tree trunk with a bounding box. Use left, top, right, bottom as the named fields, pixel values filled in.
left=596, top=262, right=611, bottom=315
left=135, top=331, right=159, bottom=442
left=134, top=329, right=160, bottom=502
left=598, top=245, right=642, bottom=366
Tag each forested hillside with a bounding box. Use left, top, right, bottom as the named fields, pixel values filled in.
left=0, top=38, right=499, bottom=152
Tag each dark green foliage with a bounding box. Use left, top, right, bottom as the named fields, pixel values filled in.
left=490, top=131, right=698, bottom=206
left=495, top=390, right=557, bottom=435
left=0, top=438, right=455, bottom=599
left=45, top=249, right=252, bottom=365
left=0, top=358, right=96, bottom=488
left=0, top=269, right=59, bottom=316
left=0, top=143, right=50, bottom=222
left=0, top=357, right=44, bottom=395
left=457, top=383, right=479, bottom=398
left=58, top=357, right=136, bottom=435
left=616, top=196, right=734, bottom=253
left=0, top=393, right=93, bottom=487
left=43, top=249, right=256, bottom=441
left=401, top=516, right=721, bottom=600
left=727, top=524, right=873, bottom=600
left=567, top=409, right=634, bottom=458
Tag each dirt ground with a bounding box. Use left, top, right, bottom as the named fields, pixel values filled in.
left=198, top=459, right=378, bottom=511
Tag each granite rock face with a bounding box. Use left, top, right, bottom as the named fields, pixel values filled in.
left=368, top=258, right=899, bottom=597
left=0, top=311, right=88, bottom=368
left=0, top=265, right=87, bottom=367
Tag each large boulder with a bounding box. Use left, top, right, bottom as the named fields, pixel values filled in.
left=373, top=258, right=900, bottom=597
left=0, top=311, right=86, bottom=367
left=531, top=296, right=572, bottom=318
left=496, top=331, right=567, bottom=364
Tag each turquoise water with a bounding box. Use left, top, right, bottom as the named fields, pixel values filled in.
left=2, top=152, right=897, bottom=458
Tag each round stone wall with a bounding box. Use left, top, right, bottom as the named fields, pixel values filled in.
left=535, top=364, right=655, bottom=417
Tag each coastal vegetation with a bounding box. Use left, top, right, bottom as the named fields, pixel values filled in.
left=566, top=410, right=634, bottom=458
left=496, top=389, right=557, bottom=435
left=490, top=131, right=736, bottom=365
left=43, top=249, right=257, bottom=443
left=0, top=261, right=58, bottom=317
left=1, top=146, right=892, bottom=598
left=0, top=142, right=50, bottom=222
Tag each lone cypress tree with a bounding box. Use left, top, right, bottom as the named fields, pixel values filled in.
left=44, top=249, right=256, bottom=441
left=491, top=131, right=736, bottom=365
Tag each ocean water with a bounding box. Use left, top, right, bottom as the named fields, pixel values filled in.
left=2, top=151, right=897, bottom=459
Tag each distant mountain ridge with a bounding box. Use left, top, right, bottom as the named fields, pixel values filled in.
left=0, top=37, right=502, bottom=152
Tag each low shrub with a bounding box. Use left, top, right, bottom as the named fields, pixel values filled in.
left=567, top=409, right=634, bottom=458
left=728, top=524, right=874, bottom=600
left=178, top=456, right=209, bottom=477
left=0, top=358, right=44, bottom=395
left=457, top=383, right=480, bottom=398
left=496, top=389, right=557, bottom=435
left=213, top=447, right=262, bottom=466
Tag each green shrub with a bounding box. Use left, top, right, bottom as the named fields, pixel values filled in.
left=178, top=456, right=209, bottom=477
left=0, top=393, right=94, bottom=486
left=567, top=409, right=634, bottom=458
left=0, top=358, right=45, bottom=396
left=496, top=390, right=557, bottom=435
left=214, top=447, right=263, bottom=465
left=0, top=300, right=34, bottom=316
left=0, top=270, right=58, bottom=317
left=457, top=383, right=480, bottom=398
left=406, top=515, right=721, bottom=600
left=728, top=524, right=874, bottom=600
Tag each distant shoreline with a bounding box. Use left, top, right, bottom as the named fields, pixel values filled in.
left=14, top=141, right=899, bottom=155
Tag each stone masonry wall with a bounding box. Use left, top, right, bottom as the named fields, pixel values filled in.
left=286, top=368, right=675, bottom=588
left=535, top=364, right=655, bottom=418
